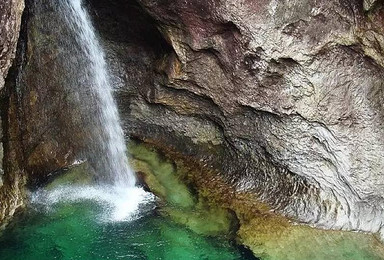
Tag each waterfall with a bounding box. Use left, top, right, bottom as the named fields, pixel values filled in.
left=27, top=0, right=154, bottom=221
left=57, top=0, right=135, bottom=187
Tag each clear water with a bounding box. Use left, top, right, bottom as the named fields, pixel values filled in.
left=0, top=194, right=255, bottom=260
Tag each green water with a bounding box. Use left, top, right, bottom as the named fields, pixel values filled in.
left=0, top=141, right=255, bottom=260
left=2, top=140, right=384, bottom=260
left=0, top=198, right=256, bottom=260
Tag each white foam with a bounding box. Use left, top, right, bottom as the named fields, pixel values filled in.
left=31, top=185, right=155, bottom=222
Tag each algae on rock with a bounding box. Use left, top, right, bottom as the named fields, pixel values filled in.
left=129, top=141, right=237, bottom=237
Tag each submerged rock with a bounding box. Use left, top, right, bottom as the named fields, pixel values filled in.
left=128, top=141, right=238, bottom=237
left=129, top=140, right=384, bottom=260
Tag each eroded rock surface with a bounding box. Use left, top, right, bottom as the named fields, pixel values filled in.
left=93, top=0, right=384, bottom=238
left=0, top=0, right=24, bottom=225
left=0, top=0, right=24, bottom=89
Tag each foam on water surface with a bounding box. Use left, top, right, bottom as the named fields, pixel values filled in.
left=31, top=185, right=155, bottom=222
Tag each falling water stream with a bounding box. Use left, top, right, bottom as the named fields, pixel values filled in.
left=59, top=0, right=134, bottom=186
left=42, top=0, right=153, bottom=220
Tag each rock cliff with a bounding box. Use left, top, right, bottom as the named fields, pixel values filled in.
left=0, top=0, right=24, bottom=225
left=102, top=0, right=384, bottom=237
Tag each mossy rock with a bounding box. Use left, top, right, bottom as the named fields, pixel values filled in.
left=45, top=162, right=93, bottom=190
left=128, top=140, right=238, bottom=237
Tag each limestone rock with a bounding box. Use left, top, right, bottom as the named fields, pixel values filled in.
left=364, top=0, right=378, bottom=10
left=0, top=0, right=24, bottom=225
left=0, top=0, right=24, bottom=89
left=101, top=0, right=384, bottom=238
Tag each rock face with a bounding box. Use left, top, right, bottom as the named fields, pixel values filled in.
left=90, top=0, right=384, bottom=238
left=5, top=0, right=118, bottom=186
left=0, top=0, right=24, bottom=89
left=1, top=0, right=83, bottom=193
left=0, top=0, right=25, bottom=225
